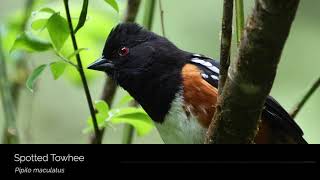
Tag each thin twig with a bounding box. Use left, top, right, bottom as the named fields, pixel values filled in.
left=0, top=0, right=34, bottom=144
left=235, top=0, right=244, bottom=46
left=11, top=0, right=34, bottom=106
left=158, top=0, right=166, bottom=37
left=0, top=33, right=19, bottom=144
left=122, top=100, right=139, bottom=144
left=143, top=0, right=155, bottom=30
left=63, top=0, right=101, bottom=144
left=218, top=0, right=233, bottom=94
left=290, top=76, right=320, bottom=118
left=207, top=0, right=233, bottom=144
left=54, top=51, right=79, bottom=69
left=122, top=125, right=135, bottom=144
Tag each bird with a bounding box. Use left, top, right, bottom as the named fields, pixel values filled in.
left=88, top=23, right=307, bottom=144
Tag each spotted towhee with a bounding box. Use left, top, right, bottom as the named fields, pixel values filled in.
left=88, top=23, right=307, bottom=144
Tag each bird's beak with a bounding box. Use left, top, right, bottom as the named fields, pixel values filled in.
left=87, top=56, right=114, bottom=72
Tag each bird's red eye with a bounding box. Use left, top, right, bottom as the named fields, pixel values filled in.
left=118, top=47, right=129, bottom=56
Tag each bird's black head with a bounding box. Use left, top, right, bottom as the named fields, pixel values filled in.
left=88, top=23, right=188, bottom=122
left=88, top=23, right=169, bottom=83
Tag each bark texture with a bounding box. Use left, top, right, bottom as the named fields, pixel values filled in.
left=205, top=0, right=300, bottom=144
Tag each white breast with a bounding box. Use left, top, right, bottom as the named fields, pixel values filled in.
left=154, top=94, right=207, bottom=144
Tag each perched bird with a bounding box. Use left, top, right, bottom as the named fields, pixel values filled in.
left=88, top=23, right=307, bottom=144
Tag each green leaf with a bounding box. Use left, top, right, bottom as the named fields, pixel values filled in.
left=111, top=107, right=146, bottom=116
left=31, top=19, right=48, bottom=31
left=104, top=0, right=119, bottom=12
left=26, top=64, right=47, bottom=92
left=84, top=100, right=110, bottom=133
left=95, top=100, right=109, bottom=113
left=111, top=111, right=154, bottom=136
left=39, top=7, right=55, bottom=14
left=110, top=107, right=154, bottom=136
left=117, top=93, right=134, bottom=107
left=84, top=113, right=108, bottom=133
left=46, top=13, right=69, bottom=51
left=67, top=48, right=88, bottom=59
left=74, top=0, right=89, bottom=33
left=50, top=61, right=67, bottom=80
left=10, top=32, right=52, bottom=53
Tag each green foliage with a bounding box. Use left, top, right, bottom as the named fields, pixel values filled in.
left=31, top=19, right=48, bottom=31
left=9, top=1, right=154, bottom=142
left=110, top=108, right=154, bottom=136
left=95, top=100, right=110, bottom=113
left=30, top=7, right=55, bottom=31
left=104, top=0, right=119, bottom=12
left=86, top=100, right=110, bottom=129
left=26, top=64, right=47, bottom=92
left=46, top=13, right=69, bottom=51
left=84, top=100, right=154, bottom=136
left=11, top=1, right=119, bottom=85
left=116, top=93, right=134, bottom=107
left=74, top=0, right=89, bottom=33
left=10, top=32, right=52, bottom=53
left=50, top=61, right=67, bottom=80
left=38, top=7, right=56, bottom=14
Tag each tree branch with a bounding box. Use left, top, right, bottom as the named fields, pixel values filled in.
left=11, top=0, right=34, bottom=106
left=143, top=0, right=155, bottom=29
left=121, top=100, right=139, bottom=144
left=235, top=0, right=244, bottom=46
left=0, top=0, right=34, bottom=144
left=124, top=0, right=142, bottom=22
left=64, top=0, right=101, bottom=144
left=290, top=76, right=320, bottom=118
left=205, top=0, right=300, bottom=144
left=218, top=0, right=233, bottom=94
left=0, top=33, right=19, bottom=144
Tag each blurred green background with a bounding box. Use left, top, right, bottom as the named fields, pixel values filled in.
left=0, top=0, right=319, bottom=144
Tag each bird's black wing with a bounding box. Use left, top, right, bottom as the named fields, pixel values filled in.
left=189, top=54, right=220, bottom=88
left=262, top=96, right=307, bottom=143
left=188, top=54, right=307, bottom=144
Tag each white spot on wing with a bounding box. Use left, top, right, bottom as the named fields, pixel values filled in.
left=208, top=66, right=220, bottom=74
left=201, top=73, right=209, bottom=79
left=191, top=58, right=212, bottom=67
left=210, top=75, right=219, bottom=80
left=191, top=58, right=220, bottom=74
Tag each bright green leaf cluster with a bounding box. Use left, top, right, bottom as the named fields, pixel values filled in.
left=110, top=107, right=154, bottom=136
left=11, top=1, right=120, bottom=92
left=84, top=100, right=154, bottom=137
left=11, top=5, right=94, bottom=92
